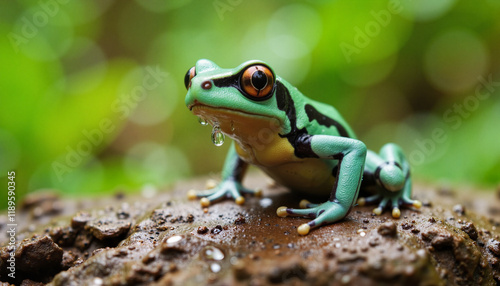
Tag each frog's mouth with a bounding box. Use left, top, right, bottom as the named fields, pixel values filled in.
left=188, top=102, right=274, bottom=119
left=188, top=102, right=283, bottom=138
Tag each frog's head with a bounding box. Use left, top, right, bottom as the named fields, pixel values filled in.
left=185, top=59, right=291, bottom=143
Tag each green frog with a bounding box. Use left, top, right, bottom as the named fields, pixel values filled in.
left=184, top=59, right=421, bottom=235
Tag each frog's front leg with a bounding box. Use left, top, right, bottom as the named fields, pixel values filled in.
left=357, top=143, right=421, bottom=218
left=277, top=135, right=367, bottom=235
left=187, top=142, right=261, bottom=207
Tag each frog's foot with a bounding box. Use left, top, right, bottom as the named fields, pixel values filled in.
left=277, top=201, right=348, bottom=235
left=187, top=179, right=262, bottom=207
left=357, top=194, right=421, bottom=218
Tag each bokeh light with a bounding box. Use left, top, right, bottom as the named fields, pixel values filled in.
left=1, top=0, right=499, bottom=208
left=424, top=29, right=488, bottom=94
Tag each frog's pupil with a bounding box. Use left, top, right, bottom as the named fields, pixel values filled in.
left=184, top=69, right=191, bottom=89
left=251, top=70, right=267, bottom=90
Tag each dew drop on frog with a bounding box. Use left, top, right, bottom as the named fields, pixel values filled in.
left=211, top=125, right=225, bottom=146
left=198, top=117, right=208, bottom=126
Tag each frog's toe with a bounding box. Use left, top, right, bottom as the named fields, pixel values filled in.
left=413, top=200, right=422, bottom=209
left=299, top=199, right=319, bottom=209
left=277, top=207, right=318, bottom=218
left=240, top=187, right=263, bottom=198
left=401, top=197, right=422, bottom=209
left=235, top=196, right=245, bottom=205
left=294, top=202, right=349, bottom=235
left=298, top=223, right=311, bottom=235
left=277, top=206, right=288, bottom=217
left=299, top=199, right=311, bottom=209
left=187, top=189, right=198, bottom=200
left=357, top=194, right=381, bottom=206
left=392, top=207, right=401, bottom=218
left=200, top=197, right=211, bottom=207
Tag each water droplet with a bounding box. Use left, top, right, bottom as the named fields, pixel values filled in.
left=198, top=117, right=208, bottom=126
left=92, top=278, right=103, bottom=286
left=211, top=125, right=225, bottom=146
left=259, top=198, right=273, bottom=208
left=202, top=246, right=225, bottom=261
left=210, top=263, right=221, bottom=273
left=166, top=235, right=183, bottom=245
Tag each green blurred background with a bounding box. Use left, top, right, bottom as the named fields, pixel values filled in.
left=1, top=0, right=499, bottom=208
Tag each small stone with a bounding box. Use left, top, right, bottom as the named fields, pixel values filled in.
left=378, top=221, right=397, bottom=236
left=234, top=217, right=246, bottom=225
left=15, top=235, right=63, bottom=279
left=431, top=234, right=453, bottom=250
left=453, top=204, right=466, bottom=215
left=71, top=212, right=92, bottom=229
left=211, top=225, right=223, bottom=235
left=461, top=222, right=478, bottom=240
left=488, top=239, right=500, bottom=257
left=401, top=222, right=414, bottom=230
left=197, top=226, right=209, bottom=234
left=87, top=220, right=131, bottom=241
left=369, top=238, right=380, bottom=247
left=325, top=251, right=335, bottom=259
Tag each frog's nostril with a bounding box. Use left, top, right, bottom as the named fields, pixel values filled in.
left=201, top=81, right=212, bottom=90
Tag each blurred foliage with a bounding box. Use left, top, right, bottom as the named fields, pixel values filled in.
left=1, top=0, right=499, bottom=208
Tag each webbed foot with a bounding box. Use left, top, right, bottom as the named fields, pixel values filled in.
left=357, top=191, right=421, bottom=218
left=277, top=201, right=349, bottom=235
left=187, top=179, right=262, bottom=207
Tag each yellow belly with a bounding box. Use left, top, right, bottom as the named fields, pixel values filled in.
left=235, top=136, right=335, bottom=197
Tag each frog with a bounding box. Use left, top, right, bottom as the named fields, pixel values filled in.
left=184, top=59, right=421, bottom=235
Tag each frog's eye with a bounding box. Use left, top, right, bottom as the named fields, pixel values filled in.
left=240, top=65, right=275, bottom=100
left=184, top=66, right=196, bottom=89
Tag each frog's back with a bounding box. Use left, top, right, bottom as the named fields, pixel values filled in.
left=280, top=78, right=356, bottom=138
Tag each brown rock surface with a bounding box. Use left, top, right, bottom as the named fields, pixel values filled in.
left=1, top=172, right=500, bottom=285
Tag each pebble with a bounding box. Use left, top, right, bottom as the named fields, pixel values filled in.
left=377, top=221, right=397, bottom=236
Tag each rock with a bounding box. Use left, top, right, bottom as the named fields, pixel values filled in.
left=378, top=221, right=397, bottom=237
left=0, top=235, right=63, bottom=283
left=87, top=219, right=131, bottom=241
left=461, top=222, right=478, bottom=240
left=488, top=240, right=500, bottom=257
left=1, top=173, right=500, bottom=285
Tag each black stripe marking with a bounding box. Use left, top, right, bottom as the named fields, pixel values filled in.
left=304, top=104, right=350, bottom=138
left=213, top=73, right=239, bottom=89
left=275, top=81, right=317, bottom=159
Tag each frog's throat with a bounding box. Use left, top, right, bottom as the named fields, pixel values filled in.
left=190, top=103, right=284, bottom=142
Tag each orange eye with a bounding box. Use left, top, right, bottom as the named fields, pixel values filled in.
left=240, top=65, right=275, bottom=99
left=184, top=66, right=196, bottom=89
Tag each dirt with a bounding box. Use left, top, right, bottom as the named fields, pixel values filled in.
left=1, top=172, right=500, bottom=285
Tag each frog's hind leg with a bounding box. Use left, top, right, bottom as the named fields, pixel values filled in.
left=358, top=143, right=421, bottom=218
